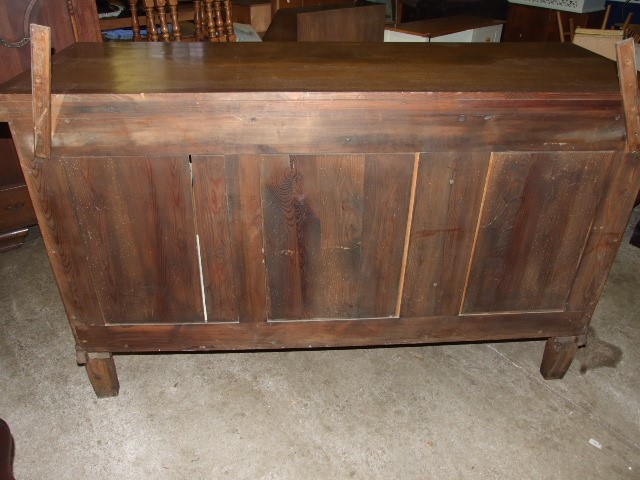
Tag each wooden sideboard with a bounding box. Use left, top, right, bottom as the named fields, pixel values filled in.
left=1, top=38, right=639, bottom=397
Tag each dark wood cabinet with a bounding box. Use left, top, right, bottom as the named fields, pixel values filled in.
left=503, top=3, right=605, bottom=42
left=1, top=41, right=639, bottom=397
left=0, top=0, right=100, bottom=251
left=263, top=0, right=386, bottom=41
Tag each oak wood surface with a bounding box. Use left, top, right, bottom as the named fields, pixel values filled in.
left=463, top=152, right=614, bottom=314
left=0, top=42, right=621, bottom=94
left=1, top=41, right=636, bottom=395
left=62, top=156, right=204, bottom=324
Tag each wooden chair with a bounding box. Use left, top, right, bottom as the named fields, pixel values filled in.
left=130, top=0, right=236, bottom=42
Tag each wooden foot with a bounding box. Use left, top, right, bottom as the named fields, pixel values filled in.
left=81, top=353, right=120, bottom=398
left=540, top=336, right=579, bottom=379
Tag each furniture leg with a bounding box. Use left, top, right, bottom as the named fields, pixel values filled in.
left=540, top=336, right=579, bottom=379
left=81, top=353, right=120, bottom=398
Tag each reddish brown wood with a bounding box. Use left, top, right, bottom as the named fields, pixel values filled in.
left=73, top=311, right=587, bottom=353
left=1, top=42, right=636, bottom=395
left=503, top=3, right=605, bottom=42
left=263, top=1, right=385, bottom=41
left=225, top=155, right=268, bottom=322
left=62, top=156, right=204, bottom=324
left=0, top=184, right=35, bottom=232
left=30, top=24, right=51, bottom=159
left=192, top=155, right=239, bottom=322
left=540, top=336, right=579, bottom=379
left=463, top=152, right=613, bottom=314
left=0, top=228, right=28, bottom=252
left=83, top=353, right=120, bottom=398
left=401, top=152, right=490, bottom=317
left=130, top=0, right=143, bottom=40
left=616, top=39, right=640, bottom=153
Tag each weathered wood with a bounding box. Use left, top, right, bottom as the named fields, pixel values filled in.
left=616, top=38, right=640, bottom=152
left=261, top=154, right=413, bottom=319
left=62, top=156, right=204, bottom=324
left=225, top=155, right=268, bottom=322
left=463, top=152, right=613, bottom=314
left=192, top=155, right=239, bottom=322
left=0, top=228, right=28, bottom=252
left=73, top=311, right=587, bottom=352
left=401, top=152, right=489, bottom=317
left=540, top=337, right=579, bottom=379
left=567, top=152, right=640, bottom=313
left=30, top=25, right=51, bottom=159
left=1, top=42, right=636, bottom=395
left=83, top=353, right=120, bottom=398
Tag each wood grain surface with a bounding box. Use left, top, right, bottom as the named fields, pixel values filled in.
left=63, top=156, right=204, bottom=324
left=462, top=152, right=613, bottom=314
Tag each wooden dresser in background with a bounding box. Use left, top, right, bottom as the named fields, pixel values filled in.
left=0, top=0, right=101, bottom=251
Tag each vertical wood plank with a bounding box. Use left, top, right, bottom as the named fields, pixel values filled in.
left=30, top=25, right=51, bottom=159
left=261, top=155, right=310, bottom=319
left=18, top=156, right=105, bottom=328
left=567, top=151, right=640, bottom=313
left=401, top=152, right=490, bottom=317
left=357, top=154, right=415, bottom=317
left=225, top=155, right=268, bottom=322
left=262, top=154, right=414, bottom=320
left=192, top=155, right=239, bottom=322
left=463, top=152, right=613, bottom=314
left=616, top=38, right=640, bottom=152
left=63, top=156, right=204, bottom=324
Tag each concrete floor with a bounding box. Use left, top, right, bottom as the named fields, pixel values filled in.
left=0, top=207, right=639, bottom=480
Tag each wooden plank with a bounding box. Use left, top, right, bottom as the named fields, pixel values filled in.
left=8, top=92, right=625, bottom=158
left=224, top=155, right=268, bottom=322
left=192, top=155, right=238, bottom=322
left=357, top=154, right=415, bottom=317
left=16, top=155, right=104, bottom=328
left=73, top=311, right=587, bottom=352
left=401, top=152, right=490, bottom=317
left=616, top=38, right=640, bottom=152
left=261, top=155, right=310, bottom=319
left=262, top=154, right=414, bottom=319
left=567, top=151, right=640, bottom=313
left=263, top=155, right=364, bottom=319
left=63, top=156, right=204, bottom=324
left=30, top=24, right=51, bottom=159
left=463, top=152, right=613, bottom=314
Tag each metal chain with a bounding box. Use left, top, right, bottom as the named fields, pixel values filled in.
left=0, top=0, right=40, bottom=48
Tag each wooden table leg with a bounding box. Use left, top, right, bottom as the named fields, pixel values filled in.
left=540, top=336, right=579, bottom=379
left=82, top=353, right=120, bottom=398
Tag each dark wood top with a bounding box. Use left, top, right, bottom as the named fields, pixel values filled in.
left=385, top=15, right=506, bottom=38
left=0, top=41, right=620, bottom=96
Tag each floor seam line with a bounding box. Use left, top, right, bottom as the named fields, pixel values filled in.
left=485, top=343, right=640, bottom=452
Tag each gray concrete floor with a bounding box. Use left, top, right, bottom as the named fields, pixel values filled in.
left=1, top=207, right=639, bottom=480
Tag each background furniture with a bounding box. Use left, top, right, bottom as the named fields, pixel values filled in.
left=384, top=15, right=504, bottom=42
left=2, top=35, right=639, bottom=397
left=262, top=0, right=385, bottom=41
left=129, top=0, right=236, bottom=41
left=0, top=0, right=101, bottom=252
left=232, top=0, right=271, bottom=34
left=503, top=3, right=605, bottom=41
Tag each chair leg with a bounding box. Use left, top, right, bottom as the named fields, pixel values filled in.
left=80, top=353, right=120, bottom=398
